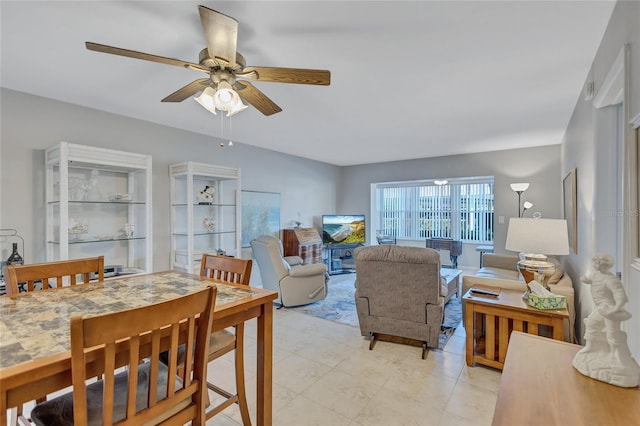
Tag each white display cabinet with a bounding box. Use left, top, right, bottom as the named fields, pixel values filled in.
left=45, top=142, right=152, bottom=274
left=170, top=161, right=241, bottom=273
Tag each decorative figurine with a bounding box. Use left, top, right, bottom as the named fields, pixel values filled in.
left=122, top=223, right=135, bottom=238
left=292, top=211, right=302, bottom=228
left=572, top=253, right=640, bottom=387
left=203, top=217, right=215, bottom=232
left=197, top=185, right=215, bottom=204
left=87, top=169, right=102, bottom=201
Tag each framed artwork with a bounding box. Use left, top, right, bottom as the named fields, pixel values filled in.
left=241, top=190, right=280, bottom=247
left=563, top=168, right=578, bottom=253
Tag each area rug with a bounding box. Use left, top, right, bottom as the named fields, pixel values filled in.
left=289, top=274, right=462, bottom=349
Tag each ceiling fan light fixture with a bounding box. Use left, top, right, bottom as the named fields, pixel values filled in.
left=227, top=98, right=248, bottom=117
left=194, top=86, right=217, bottom=114
left=213, top=80, right=235, bottom=108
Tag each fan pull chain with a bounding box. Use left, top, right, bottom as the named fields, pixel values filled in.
left=219, top=111, right=225, bottom=147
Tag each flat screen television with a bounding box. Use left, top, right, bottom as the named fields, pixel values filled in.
left=322, top=215, right=366, bottom=245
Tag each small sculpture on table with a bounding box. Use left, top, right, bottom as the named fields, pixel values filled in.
left=572, top=253, right=640, bottom=387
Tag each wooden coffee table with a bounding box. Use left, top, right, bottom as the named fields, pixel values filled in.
left=463, top=287, right=569, bottom=370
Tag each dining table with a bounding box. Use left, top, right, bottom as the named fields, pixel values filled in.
left=0, top=270, right=278, bottom=425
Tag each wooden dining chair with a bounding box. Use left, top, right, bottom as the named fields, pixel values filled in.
left=5, top=256, right=105, bottom=425
left=199, top=254, right=252, bottom=424
left=30, top=285, right=217, bottom=426
left=5, top=256, right=105, bottom=296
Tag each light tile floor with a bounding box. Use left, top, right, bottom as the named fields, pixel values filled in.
left=206, top=306, right=501, bottom=426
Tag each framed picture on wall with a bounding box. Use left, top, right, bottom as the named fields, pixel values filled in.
left=563, top=168, right=578, bottom=253
left=241, top=190, right=280, bottom=248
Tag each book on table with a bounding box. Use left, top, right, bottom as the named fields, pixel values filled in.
left=469, top=285, right=501, bottom=297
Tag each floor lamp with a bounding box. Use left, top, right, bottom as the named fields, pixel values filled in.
left=510, top=183, right=530, bottom=217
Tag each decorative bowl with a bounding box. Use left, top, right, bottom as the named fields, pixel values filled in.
left=109, top=192, right=134, bottom=202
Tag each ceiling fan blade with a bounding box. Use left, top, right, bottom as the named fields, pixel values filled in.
left=198, top=6, right=238, bottom=66
left=161, top=79, right=210, bottom=102
left=234, top=81, right=282, bottom=116
left=85, top=42, right=210, bottom=73
left=239, top=66, right=330, bottom=86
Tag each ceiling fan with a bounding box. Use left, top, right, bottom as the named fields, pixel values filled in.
left=86, top=5, right=330, bottom=116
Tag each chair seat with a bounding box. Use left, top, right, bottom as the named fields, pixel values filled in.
left=209, top=329, right=236, bottom=354
left=165, top=329, right=236, bottom=367
left=31, top=361, right=183, bottom=426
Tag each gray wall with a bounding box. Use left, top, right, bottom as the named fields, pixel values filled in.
left=561, top=0, right=640, bottom=348
left=0, top=88, right=339, bottom=272
left=1, top=87, right=566, bottom=273
left=339, top=145, right=563, bottom=267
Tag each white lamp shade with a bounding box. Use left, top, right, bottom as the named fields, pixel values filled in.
left=227, top=99, right=248, bottom=116
left=505, top=218, right=570, bottom=255
left=510, top=182, right=530, bottom=192
left=194, top=87, right=218, bottom=114
left=213, top=80, right=235, bottom=110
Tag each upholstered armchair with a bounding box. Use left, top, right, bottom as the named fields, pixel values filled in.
left=250, top=235, right=328, bottom=307
left=354, top=245, right=447, bottom=358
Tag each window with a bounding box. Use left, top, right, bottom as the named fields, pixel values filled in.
left=375, top=177, right=494, bottom=243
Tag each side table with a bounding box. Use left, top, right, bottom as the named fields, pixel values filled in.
left=493, top=332, right=640, bottom=425
left=463, top=287, right=569, bottom=370
left=441, top=268, right=462, bottom=303
left=425, top=238, right=462, bottom=269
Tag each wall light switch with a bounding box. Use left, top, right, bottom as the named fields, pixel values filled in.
left=498, top=216, right=505, bottom=224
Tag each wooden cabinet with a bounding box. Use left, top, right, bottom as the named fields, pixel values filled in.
left=45, top=142, right=152, bottom=274
left=282, top=228, right=322, bottom=265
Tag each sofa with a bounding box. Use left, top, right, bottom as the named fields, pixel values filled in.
left=462, top=253, right=575, bottom=343
left=354, top=245, right=448, bottom=358
left=250, top=235, right=328, bottom=307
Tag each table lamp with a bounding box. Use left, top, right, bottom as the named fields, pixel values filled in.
left=505, top=218, right=570, bottom=291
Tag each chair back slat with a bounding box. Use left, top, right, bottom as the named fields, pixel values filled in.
left=200, top=254, right=252, bottom=286
left=126, top=336, right=140, bottom=420
left=5, top=256, right=104, bottom=295
left=71, top=286, right=216, bottom=425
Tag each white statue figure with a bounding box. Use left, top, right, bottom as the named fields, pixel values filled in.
left=572, top=253, right=640, bottom=387
left=197, top=185, right=215, bottom=204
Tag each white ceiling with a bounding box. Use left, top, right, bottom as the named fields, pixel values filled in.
left=1, top=1, right=615, bottom=166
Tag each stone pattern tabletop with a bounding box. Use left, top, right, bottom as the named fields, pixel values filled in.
left=0, top=272, right=255, bottom=369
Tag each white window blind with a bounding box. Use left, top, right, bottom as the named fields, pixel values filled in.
left=376, top=178, right=494, bottom=243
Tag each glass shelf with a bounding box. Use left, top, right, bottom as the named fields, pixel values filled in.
left=45, top=142, right=153, bottom=273
left=48, top=236, right=147, bottom=244
left=48, top=200, right=146, bottom=205
left=171, top=203, right=236, bottom=207
left=173, top=231, right=236, bottom=237
left=169, top=161, right=240, bottom=272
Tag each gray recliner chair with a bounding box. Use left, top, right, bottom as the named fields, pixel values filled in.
left=354, top=245, right=447, bottom=358
left=250, top=235, right=328, bottom=307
